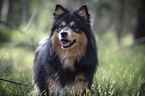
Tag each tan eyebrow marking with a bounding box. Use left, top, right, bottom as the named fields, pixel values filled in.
left=61, top=21, right=66, bottom=26
left=70, top=21, right=75, bottom=27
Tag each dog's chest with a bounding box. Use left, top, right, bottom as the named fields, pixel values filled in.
left=48, top=48, right=88, bottom=94
left=62, top=57, right=75, bottom=70
left=59, top=52, right=83, bottom=70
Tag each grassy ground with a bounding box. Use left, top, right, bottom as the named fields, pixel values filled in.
left=0, top=31, right=145, bottom=96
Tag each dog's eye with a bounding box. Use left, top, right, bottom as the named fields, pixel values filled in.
left=72, top=26, right=78, bottom=30
left=71, top=26, right=81, bottom=33
left=57, top=25, right=64, bottom=33
left=59, top=25, right=64, bottom=29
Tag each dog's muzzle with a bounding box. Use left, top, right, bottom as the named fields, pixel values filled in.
left=59, top=31, right=76, bottom=49
left=61, top=32, right=68, bottom=38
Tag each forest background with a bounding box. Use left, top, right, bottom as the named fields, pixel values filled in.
left=0, top=0, right=145, bottom=95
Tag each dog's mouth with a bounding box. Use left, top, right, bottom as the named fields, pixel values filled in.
left=61, top=39, right=76, bottom=48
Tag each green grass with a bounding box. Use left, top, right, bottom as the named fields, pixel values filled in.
left=0, top=46, right=34, bottom=96
left=95, top=45, right=145, bottom=96
left=94, top=32, right=145, bottom=96
left=0, top=31, right=145, bottom=96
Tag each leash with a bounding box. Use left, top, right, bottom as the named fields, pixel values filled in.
left=0, top=78, right=34, bottom=86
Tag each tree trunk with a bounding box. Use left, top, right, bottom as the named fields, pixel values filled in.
left=134, top=0, right=145, bottom=44
left=1, top=0, right=9, bottom=22
left=22, top=0, right=30, bottom=24
left=7, top=0, right=15, bottom=25
left=116, top=0, right=125, bottom=45
left=0, top=0, right=4, bottom=19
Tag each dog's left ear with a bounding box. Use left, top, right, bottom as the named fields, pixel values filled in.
left=76, top=5, right=90, bottom=23
left=53, top=4, right=68, bottom=20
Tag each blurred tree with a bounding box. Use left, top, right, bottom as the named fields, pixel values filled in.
left=0, top=0, right=144, bottom=45
left=0, top=0, right=11, bottom=43
left=22, top=0, right=30, bottom=24
left=115, top=0, right=125, bottom=45
left=0, top=0, right=4, bottom=19
left=7, top=0, right=15, bottom=25
left=134, top=0, right=145, bottom=44
left=1, top=0, right=9, bottom=22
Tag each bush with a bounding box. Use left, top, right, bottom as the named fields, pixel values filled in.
left=0, top=24, right=11, bottom=43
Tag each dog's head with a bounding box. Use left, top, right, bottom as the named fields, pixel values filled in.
left=51, top=4, right=91, bottom=50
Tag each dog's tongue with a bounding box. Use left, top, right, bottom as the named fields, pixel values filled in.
left=61, top=41, right=70, bottom=47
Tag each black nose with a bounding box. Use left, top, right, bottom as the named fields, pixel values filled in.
left=61, top=32, right=68, bottom=37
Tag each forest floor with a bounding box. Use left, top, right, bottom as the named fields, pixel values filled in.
left=0, top=31, right=145, bottom=96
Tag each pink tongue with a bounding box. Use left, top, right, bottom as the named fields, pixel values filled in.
left=61, top=41, right=70, bottom=46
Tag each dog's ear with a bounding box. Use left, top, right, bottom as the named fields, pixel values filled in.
left=76, top=5, right=90, bottom=24
left=53, top=4, right=68, bottom=20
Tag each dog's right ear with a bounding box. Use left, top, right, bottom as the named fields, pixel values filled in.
left=53, top=4, right=68, bottom=20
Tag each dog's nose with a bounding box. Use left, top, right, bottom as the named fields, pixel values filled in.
left=61, top=32, right=68, bottom=37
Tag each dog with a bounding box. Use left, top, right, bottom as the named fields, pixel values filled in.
left=33, top=4, right=98, bottom=95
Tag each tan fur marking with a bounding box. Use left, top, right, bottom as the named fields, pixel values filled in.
left=61, top=21, right=66, bottom=26
left=47, top=71, right=59, bottom=89
left=63, top=58, right=75, bottom=70
left=51, top=30, right=88, bottom=70
left=65, top=74, right=89, bottom=94
left=73, top=80, right=89, bottom=93
left=47, top=78, right=59, bottom=89
left=69, top=21, right=75, bottom=27
left=75, top=74, right=86, bottom=81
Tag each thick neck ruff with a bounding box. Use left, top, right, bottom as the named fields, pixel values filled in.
left=51, top=31, right=88, bottom=70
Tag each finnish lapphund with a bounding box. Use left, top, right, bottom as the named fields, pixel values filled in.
left=33, top=4, right=98, bottom=95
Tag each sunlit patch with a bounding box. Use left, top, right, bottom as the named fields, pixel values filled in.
left=69, top=21, right=75, bottom=27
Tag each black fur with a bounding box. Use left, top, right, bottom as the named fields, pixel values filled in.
left=33, top=4, right=98, bottom=95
